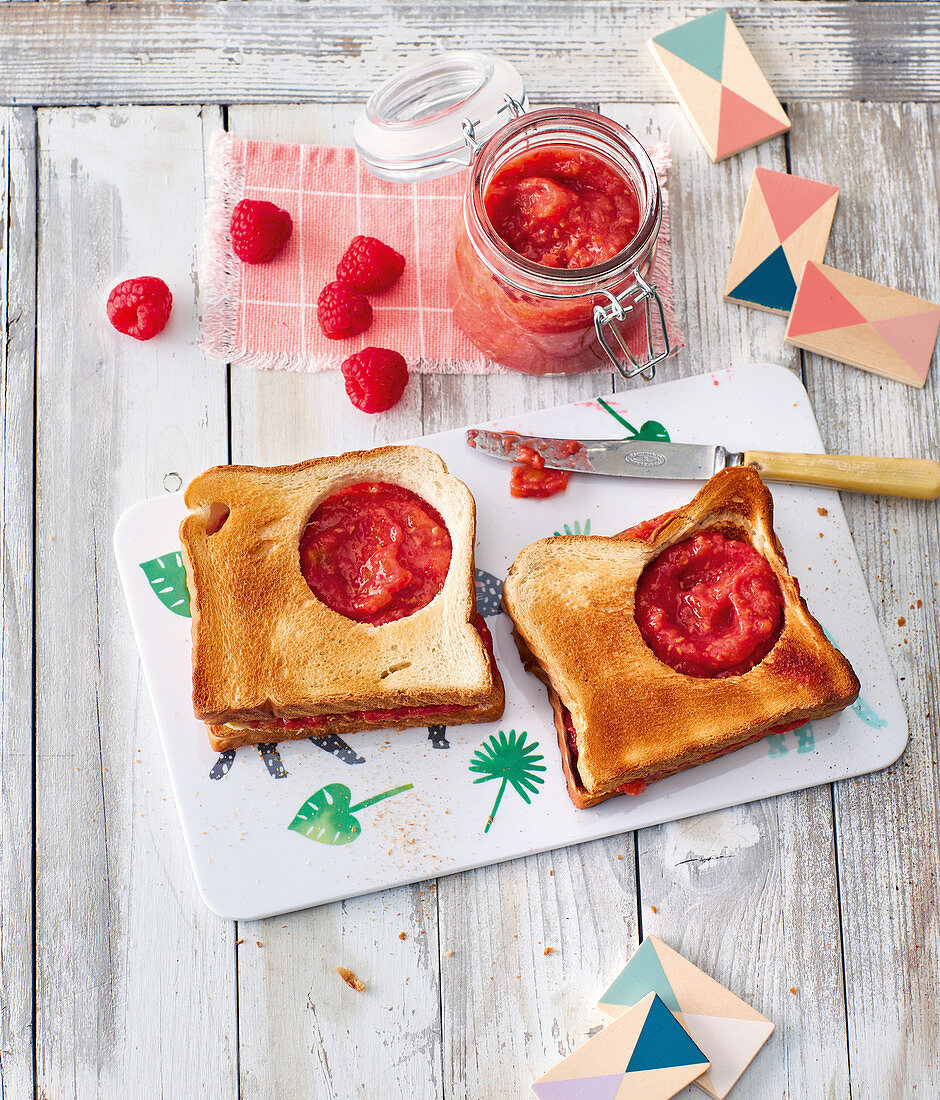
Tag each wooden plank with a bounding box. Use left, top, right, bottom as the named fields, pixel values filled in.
left=605, top=103, right=852, bottom=1099
left=1, top=2, right=940, bottom=106
left=0, top=105, right=36, bottom=1100
left=788, top=100, right=940, bottom=1096
left=33, top=105, right=237, bottom=1097
left=225, top=103, right=444, bottom=1100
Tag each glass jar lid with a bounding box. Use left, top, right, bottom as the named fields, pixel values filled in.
left=353, top=52, right=528, bottom=182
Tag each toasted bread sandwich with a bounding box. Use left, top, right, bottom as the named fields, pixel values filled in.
left=503, top=468, right=859, bottom=807
left=180, top=445, right=504, bottom=751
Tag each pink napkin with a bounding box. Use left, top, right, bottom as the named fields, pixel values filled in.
left=202, top=131, right=682, bottom=373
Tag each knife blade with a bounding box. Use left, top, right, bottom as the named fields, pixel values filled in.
left=465, top=428, right=940, bottom=499
left=466, top=428, right=739, bottom=480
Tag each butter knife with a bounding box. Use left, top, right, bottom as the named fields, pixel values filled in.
left=465, top=428, right=940, bottom=499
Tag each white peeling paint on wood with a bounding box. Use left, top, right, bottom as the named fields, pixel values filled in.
left=0, top=105, right=37, bottom=1100
left=789, top=99, right=940, bottom=1096
left=32, top=105, right=236, bottom=1098
left=1, top=2, right=939, bottom=106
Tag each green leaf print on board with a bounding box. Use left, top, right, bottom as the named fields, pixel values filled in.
left=470, top=729, right=546, bottom=834
left=288, top=782, right=413, bottom=845
left=596, top=397, right=670, bottom=442
left=139, top=552, right=192, bottom=617
left=554, top=519, right=591, bottom=537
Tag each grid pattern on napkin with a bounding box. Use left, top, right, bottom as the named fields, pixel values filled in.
left=202, top=131, right=682, bottom=373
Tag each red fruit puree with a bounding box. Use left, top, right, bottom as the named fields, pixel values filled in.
left=299, top=482, right=451, bottom=625
left=634, top=531, right=784, bottom=678
left=509, top=439, right=571, bottom=499
left=485, top=145, right=640, bottom=269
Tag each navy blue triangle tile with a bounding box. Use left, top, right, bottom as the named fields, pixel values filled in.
left=625, top=994, right=707, bottom=1074
left=727, top=244, right=797, bottom=311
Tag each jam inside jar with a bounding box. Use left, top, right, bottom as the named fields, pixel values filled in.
left=484, top=145, right=641, bottom=269
left=449, top=108, right=663, bottom=376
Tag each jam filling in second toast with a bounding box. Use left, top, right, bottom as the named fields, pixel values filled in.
left=300, top=481, right=452, bottom=625
left=633, top=530, right=784, bottom=678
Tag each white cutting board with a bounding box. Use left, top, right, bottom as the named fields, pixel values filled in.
left=114, top=363, right=907, bottom=919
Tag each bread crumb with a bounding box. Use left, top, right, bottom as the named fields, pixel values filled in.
left=443, top=949, right=454, bottom=957
left=898, top=616, right=906, bottom=626
left=789, top=987, right=798, bottom=995
left=399, top=932, right=407, bottom=941
left=549, top=869, right=554, bottom=876
left=543, top=947, right=555, bottom=955
left=255, top=941, right=263, bottom=948
left=337, top=967, right=365, bottom=992
left=817, top=507, right=828, bottom=516
left=651, top=905, right=658, bottom=914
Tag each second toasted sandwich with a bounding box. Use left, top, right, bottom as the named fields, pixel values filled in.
left=503, top=468, right=860, bottom=807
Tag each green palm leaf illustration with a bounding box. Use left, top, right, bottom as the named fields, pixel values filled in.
left=288, top=782, right=413, bottom=846
left=597, top=397, right=670, bottom=442
left=469, top=729, right=545, bottom=833
left=139, top=552, right=192, bottom=617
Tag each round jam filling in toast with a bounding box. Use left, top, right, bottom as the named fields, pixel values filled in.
left=634, top=530, right=784, bottom=678
left=484, top=145, right=640, bottom=269
left=299, top=481, right=452, bottom=625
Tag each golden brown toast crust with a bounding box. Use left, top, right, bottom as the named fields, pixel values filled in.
left=503, top=468, right=860, bottom=803
left=180, top=446, right=503, bottom=740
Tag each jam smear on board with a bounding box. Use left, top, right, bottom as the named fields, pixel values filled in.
left=634, top=530, right=784, bottom=678
left=300, top=481, right=451, bottom=625
left=510, top=464, right=569, bottom=499
left=485, top=145, right=641, bottom=269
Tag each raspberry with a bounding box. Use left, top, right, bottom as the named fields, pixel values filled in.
left=229, top=199, right=293, bottom=264
left=335, top=235, right=406, bottom=294
left=106, top=276, right=173, bottom=340
left=341, top=347, right=409, bottom=413
left=317, top=281, right=372, bottom=340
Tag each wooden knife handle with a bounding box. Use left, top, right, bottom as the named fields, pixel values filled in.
left=742, top=451, right=940, bottom=499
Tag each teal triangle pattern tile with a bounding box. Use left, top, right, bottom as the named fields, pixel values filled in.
left=625, top=994, right=708, bottom=1073
left=652, top=9, right=727, bottom=83
left=600, top=937, right=681, bottom=1014
left=727, top=244, right=798, bottom=311
left=532, top=1072, right=625, bottom=1099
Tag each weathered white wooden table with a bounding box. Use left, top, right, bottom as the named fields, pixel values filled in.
left=1, top=3, right=938, bottom=1097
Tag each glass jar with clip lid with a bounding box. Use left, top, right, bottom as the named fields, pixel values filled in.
left=354, top=51, right=670, bottom=379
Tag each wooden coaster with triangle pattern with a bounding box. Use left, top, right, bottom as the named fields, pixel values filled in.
left=785, top=261, right=940, bottom=388
left=532, top=991, right=709, bottom=1100
left=648, top=9, right=789, bottom=162
left=598, top=937, right=774, bottom=1100
left=725, top=168, right=839, bottom=315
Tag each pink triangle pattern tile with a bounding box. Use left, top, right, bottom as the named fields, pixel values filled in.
left=532, top=992, right=709, bottom=1100
left=785, top=261, right=940, bottom=388
left=648, top=9, right=790, bottom=162
left=598, top=937, right=774, bottom=1100
left=724, top=168, right=839, bottom=315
